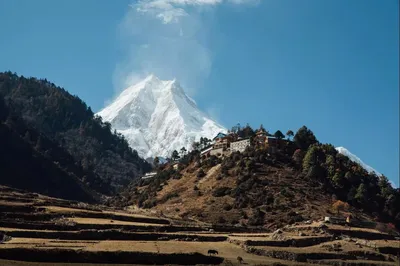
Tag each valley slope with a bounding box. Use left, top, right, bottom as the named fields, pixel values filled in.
left=116, top=125, right=400, bottom=231
left=0, top=72, right=151, bottom=201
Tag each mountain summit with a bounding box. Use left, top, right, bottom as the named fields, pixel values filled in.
left=97, top=75, right=226, bottom=158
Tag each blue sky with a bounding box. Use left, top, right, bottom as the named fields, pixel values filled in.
left=0, top=0, right=398, bottom=186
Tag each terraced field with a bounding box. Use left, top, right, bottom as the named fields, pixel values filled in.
left=0, top=186, right=399, bottom=265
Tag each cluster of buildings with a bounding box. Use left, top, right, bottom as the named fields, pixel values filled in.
left=200, top=128, right=287, bottom=160
left=141, top=127, right=288, bottom=179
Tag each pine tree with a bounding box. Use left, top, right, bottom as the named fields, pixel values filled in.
left=355, top=183, right=367, bottom=203
left=153, top=157, right=160, bottom=168
left=171, top=150, right=180, bottom=161
left=293, top=126, right=318, bottom=150
left=379, top=175, right=394, bottom=199
left=286, top=130, right=294, bottom=140
left=302, top=146, right=318, bottom=173
left=274, top=130, right=285, bottom=139
left=180, top=147, right=187, bottom=156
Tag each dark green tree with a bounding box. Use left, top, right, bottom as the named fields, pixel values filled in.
left=293, top=126, right=318, bottom=150
left=355, top=183, right=367, bottom=204
left=379, top=175, right=394, bottom=199
left=332, top=171, right=344, bottom=187
left=238, top=124, right=255, bottom=138
left=153, top=157, right=160, bottom=168
left=192, top=141, right=200, bottom=151
left=180, top=147, right=187, bottom=156
left=302, top=145, right=318, bottom=173
left=199, top=137, right=204, bottom=148
left=274, top=130, right=285, bottom=139
left=171, top=150, right=180, bottom=161
left=286, top=130, right=294, bottom=140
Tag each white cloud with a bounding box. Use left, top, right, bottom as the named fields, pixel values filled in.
left=229, top=0, right=259, bottom=4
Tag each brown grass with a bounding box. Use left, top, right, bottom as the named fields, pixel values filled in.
left=0, top=238, right=308, bottom=265
left=68, top=217, right=165, bottom=226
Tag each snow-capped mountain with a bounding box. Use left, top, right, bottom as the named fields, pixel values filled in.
left=335, top=147, right=381, bottom=176
left=97, top=75, right=226, bottom=159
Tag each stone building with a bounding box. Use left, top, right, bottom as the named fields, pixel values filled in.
left=210, top=147, right=225, bottom=157
left=230, top=138, right=251, bottom=153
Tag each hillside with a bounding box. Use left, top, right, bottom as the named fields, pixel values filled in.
left=0, top=72, right=151, bottom=199
left=115, top=125, right=400, bottom=231
left=0, top=185, right=399, bottom=266
left=0, top=97, right=97, bottom=202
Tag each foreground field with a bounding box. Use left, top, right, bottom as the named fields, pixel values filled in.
left=0, top=186, right=398, bottom=265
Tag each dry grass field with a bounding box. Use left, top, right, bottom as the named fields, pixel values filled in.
left=0, top=185, right=398, bottom=265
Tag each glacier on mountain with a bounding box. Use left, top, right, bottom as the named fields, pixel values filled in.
left=97, top=75, right=226, bottom=159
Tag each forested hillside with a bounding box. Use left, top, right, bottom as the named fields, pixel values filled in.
left=0, top=72, right=151, bottom=199
left=116, top=125, right=400, bottom=230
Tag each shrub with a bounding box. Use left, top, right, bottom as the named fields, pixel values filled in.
left=247, top=208, right=265, bottom=226
left=159, top=192, right=179, bottom=203
left=273, top=197, right=281, bottom=207
left=207, top=155, right=219, bottom=167
left=143, top=199, right=157, bottom=209
left=218, top=216, right=226, bottom=224
left=223, top=203, right=233, bottom=211
left=232, top=152, right=242, bottom=161
left=212, top=187, right=231, bottom=197
left=376, top=222, right=398, bottom=235
left=332, top=200, right=350, bottom=214
left=197, top=169, right=206, bottom=178
left=173, top=173, right=182, bottom=179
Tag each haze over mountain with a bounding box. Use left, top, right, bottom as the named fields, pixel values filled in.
left=97, top=75, right=226, bottom=159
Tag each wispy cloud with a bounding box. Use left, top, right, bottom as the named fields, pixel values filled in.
left=132, top=0, right=222, bottom=24
left=131, top=0, right=258, bottom=24
left=112, top=0, right=258, bottom=93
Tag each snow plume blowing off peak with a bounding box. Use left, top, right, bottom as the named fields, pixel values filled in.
left=104, top=1, right=258, bottom=158
left=97, top=75, right=226, bottom=159
left=113, top=0, right=260, bottom=95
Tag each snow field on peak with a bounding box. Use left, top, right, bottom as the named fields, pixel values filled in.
left=97, top=75, right=226, bottom=159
